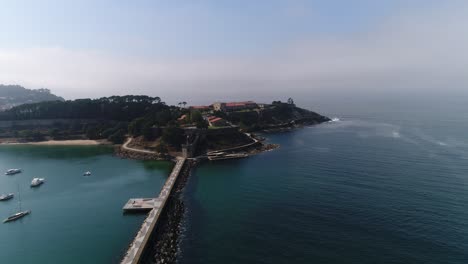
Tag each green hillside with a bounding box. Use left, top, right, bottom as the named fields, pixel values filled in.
left=0, top=85, right=64, bottom=110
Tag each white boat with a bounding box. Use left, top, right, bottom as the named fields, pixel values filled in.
left=30, top=178, right=45, bottom=187
left=83, top=171, right=91, bottom=176
left=5, top=169, right=22, bottom=175
left=0, top=193, right=14, bottom=201
left=3, top=185, right=30, bottom=223
left=3, top=210, right=31, bottom=223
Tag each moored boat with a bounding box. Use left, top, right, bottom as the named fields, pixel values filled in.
left=0, top=193, right=14, bottom=201
left=5, top=169, right=22, bottom=175
left=30, top=178, right=45, bottom=187
left=83, top=171, right=91, bottom=176
left=3, top=210, right=31, bottom=223
left=3, top=185, right=30, bottom=223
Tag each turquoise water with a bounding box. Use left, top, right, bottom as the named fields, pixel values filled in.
left=0, top=145, right=172, bottom=263
left=179, top=98, right=468, bottom=264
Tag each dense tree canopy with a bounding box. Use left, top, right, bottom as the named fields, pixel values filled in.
left=0, top=95, right=187, bottom=146
left=0, top=95, right=167, bottom=122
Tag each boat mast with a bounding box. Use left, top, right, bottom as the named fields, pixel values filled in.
left=17, top=184, right=22, bottom=212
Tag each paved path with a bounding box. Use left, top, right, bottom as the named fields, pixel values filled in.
left=121, top=157, right=186, bottom=264
left=122, top=137, right=156, bottom=154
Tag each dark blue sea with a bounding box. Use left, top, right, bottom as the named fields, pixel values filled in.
left=178, top=95, right=468, bottom=264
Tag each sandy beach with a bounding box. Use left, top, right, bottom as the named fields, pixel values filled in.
left=0, top=139, right=108, bottom=146
left=29, top=140, right=103, bottom=145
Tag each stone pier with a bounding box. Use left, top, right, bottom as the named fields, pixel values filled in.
left=121, top=157, right=186, bottom=264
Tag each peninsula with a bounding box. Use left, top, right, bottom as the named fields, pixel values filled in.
left=0, top=96, right=329, bottom=159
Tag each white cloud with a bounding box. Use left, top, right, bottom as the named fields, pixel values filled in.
left=0, top=2, right=467, bottom=101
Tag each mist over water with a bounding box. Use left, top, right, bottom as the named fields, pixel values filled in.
left=178, top=94, right=468, bottom=264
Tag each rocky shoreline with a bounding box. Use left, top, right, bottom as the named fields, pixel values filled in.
left=114, top=147, right=171, bottom=161
left=249, top=143, right=279, bottom=155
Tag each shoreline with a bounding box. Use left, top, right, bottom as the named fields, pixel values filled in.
left=0, top=139, right=110, bottom=146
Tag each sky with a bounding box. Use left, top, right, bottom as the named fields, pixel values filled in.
left=0, top=0, right=467, bottom=104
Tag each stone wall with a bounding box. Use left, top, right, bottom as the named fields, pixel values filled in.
left=115, top=147, right=170, bottom=161
left=183, top=126, right=239, bottom=136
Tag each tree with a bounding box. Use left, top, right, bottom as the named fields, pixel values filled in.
left=162, top=123, right=184, bottom=148
left=287, top=98, right=295, bottom=105
left=50, top=128, right=61, bottom=139
left=108, top=129, right=126, bottom=144
left=19, top=130, right=45, bottom=141
left=239, top=121, right=249, bottom=131
left=128, top=117, right=145, bottom=136
left=142, top=123, right=154, bottom=140
left=85, top=126, right=100, bottom=139
left=213, top=110, right=227, bottom=119
left=154, top=109, right=172, bottom=125
left=155, top=142, right=168, bottom=154
left=69, top=121, right=83, bottom=132
left=101, top=127, right=116, bottom=138
left=196, top=119, right=208, bottom=129
left=190, top=110, right=203, bottom=123
left=182, top=101, right=187, bottom=108
left=32, top=131, right=45, bottom=141
left=0, top=95, right=167, bottom=122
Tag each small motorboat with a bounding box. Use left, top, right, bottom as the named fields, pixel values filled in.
left=0, top=193, right=14, bottom=201
left=5, top=169, right=22, bottom=175
left=30, top=178, right=45, bottom=187
left=3, top=210, right=31, bottom=223
left=83, top=171, right=91, bottom=176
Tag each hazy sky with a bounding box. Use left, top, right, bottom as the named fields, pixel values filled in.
left=0, top=0, right=467, bottom=103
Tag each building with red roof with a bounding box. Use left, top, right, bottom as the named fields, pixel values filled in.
left=207, top=116, right=228, bottom=127
left=212, top=101, right=257, bottom=112
left=189, top=105, right=211, bottom=111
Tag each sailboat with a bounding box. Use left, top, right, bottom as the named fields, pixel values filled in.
left=3, top=185, right=30, bottom=223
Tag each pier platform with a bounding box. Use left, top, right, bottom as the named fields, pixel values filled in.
left=123, top=198, right=163, bottom=212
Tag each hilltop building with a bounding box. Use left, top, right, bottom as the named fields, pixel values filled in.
left=189, top=105, right=211, bottom=112
left=212, top=101, right=257, bottom=112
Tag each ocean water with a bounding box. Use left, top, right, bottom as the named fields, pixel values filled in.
left=179, top=97, right=468, bottom=264
left=0, top=145, right=172, bottom=263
